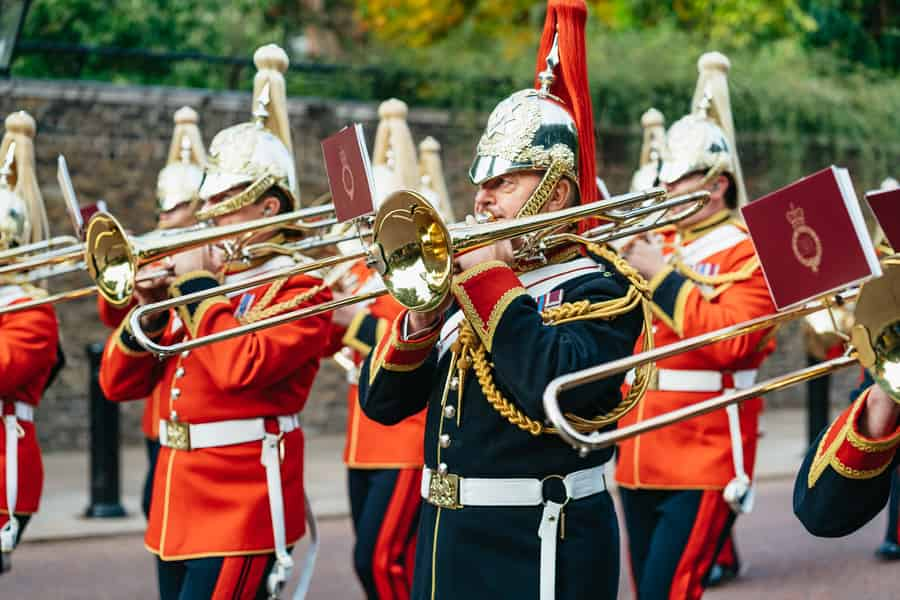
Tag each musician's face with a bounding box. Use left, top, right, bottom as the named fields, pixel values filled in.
left=473, top=171, right=544, bottom=220
left=156, top=202, right=196, bottom=230
left=201, top=186, right=277, bottom=227
left=665, top=172, right=727, bottom=228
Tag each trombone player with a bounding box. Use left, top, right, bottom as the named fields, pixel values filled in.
left=99, top=44, right=332, bottom=599
left=794, top=366, right=900, bottom=542
left=329, top=98, right=432, bottom=600
left=95, top=105, right=205, bottom=520
left=0, top=111, right=62, bottom=573
left=359, top=1, right=648, bottom=598
left=616, top=52, right=777, bottom=598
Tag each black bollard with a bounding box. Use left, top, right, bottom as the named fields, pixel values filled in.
left=84, top=342, right=126, bottom=518
left=805, top=354, right=831, bottom=447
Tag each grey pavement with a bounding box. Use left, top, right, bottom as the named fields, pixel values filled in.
left=11, top=478, right=900, bottom=599
left=23, top=407, right=809, bottom=543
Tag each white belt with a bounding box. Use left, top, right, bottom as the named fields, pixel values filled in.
left=625, top=368, right=758, bottom=392
left=158, top=415, right=299, bottom=450
left=158, top=414, right=316, bottom=600
left=421, top=464, right=607, bottom=600
left=1, top=402, right=31, bottom=567
left=621, top=370, right=758, bottom=513
left=13, top=403, right=33, bottom=423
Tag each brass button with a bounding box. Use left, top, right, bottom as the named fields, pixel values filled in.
left=437, top=463, right=448, bottom=475
left=181, top=350, right=191, bottom=358
left=175, top=367, right=185, bottom=378
left=443, top=405, right=456, bottom=419
left=449, top=377, right=459, bottom=391
left=171, top=388, right=181, bottom=399
left=170, top=410, right=178, bottom=421
left=439, top=434, right=451, bottom=448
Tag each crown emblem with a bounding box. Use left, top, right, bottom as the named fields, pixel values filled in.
left=786, top=202, right=822, bottom=273
left=786, top=203, right=805, bottom=227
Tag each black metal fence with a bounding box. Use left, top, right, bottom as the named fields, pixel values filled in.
left=12, top=40, right=517, bottom=111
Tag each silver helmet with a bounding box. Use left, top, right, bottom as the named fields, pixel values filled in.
left=156, top=106, right=206, bottom=214
left=196, top=44, right=298, bottom=220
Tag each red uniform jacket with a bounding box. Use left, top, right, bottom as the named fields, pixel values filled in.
left=616, top=211, right=777, bottom=490
left=0, top=285, right=59, bottom=522
left=96, top=295, right=161, bottom=439
left=332, top=262, right=425, bottom=469
left=100, top=261, right=332, bottom=559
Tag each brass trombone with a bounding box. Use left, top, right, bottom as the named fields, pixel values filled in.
left=542, top=264, right=900, bottom=456
left=126, top=186, right=700, bottom=356
left=85, top=204, right=335, bottom=308
left=0, top=235, right=81, bottom=266
left=0, top=206, right=338, bottom=315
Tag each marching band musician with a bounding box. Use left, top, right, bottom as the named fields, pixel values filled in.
left=99, top=44, right=332, bottom=599
left=0, top=111, right=62, bottom=573
left=327, top=98, right=431, bottom=600
left=864, top=175, right=900, bottom=561
left=616, top=52, right=777, bottom=599
left=95, top=105, right=205, bottom=519
left=794, top=378, right=900, bottom=543
left=359, top=1, right=650, bottom=597
left=629, top=107, right=665, bottom=194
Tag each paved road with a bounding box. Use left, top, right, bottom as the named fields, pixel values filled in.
left=6, top=478, right=899, bottom=599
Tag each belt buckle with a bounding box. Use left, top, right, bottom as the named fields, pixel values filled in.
left=428, top=471, right=461, bottom=509
left=165, top=420, right=191, bottom=451
left=648, top=366, right=659, bottom=391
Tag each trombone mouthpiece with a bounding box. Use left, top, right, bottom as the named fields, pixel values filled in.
left=465, top=213, right=495, bottom=226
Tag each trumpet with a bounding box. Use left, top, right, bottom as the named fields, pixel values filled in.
left=127, top=186, right=679, bottom=356
left=542, top=264, right=900, bottom=456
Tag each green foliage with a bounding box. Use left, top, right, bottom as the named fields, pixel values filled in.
left=16, top=0, right=287, bottom=84
left=11, top=1, right=898, bottom=188
left=801, top=0, right=900, bottom=69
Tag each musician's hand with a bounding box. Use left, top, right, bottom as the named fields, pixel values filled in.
left=331, top=290, right=369, bottom=328
left=171, top=245, right=226, bottom=277
left=408, top=294, right=453, bottom=336
left=860, top=384, right=900, bottom=438
left=454, top=240, right=515, bottom=273
left=624, top=235, right=667, bottom=279
left=133, top=264, right=173, bottom=307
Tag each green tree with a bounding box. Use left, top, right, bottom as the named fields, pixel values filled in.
left=801, top=0, right=899, bottom=69
left=17, top=0, right=287, bottom=87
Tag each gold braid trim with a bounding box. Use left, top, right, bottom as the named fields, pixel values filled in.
left=671, top=255, right=760, bottom=286
left=455, top=322, right=546, bottom=436
left=587, top=242, right=652, bottom=295
left=452, top=243, right=656, bottom=436
left=540, top=286, right=643, bottom=326
left=238, top=277, right=327, bottom=324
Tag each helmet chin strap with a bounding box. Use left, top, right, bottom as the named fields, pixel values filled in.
left=514, top=159, right=569, bottom=219
left=194, top=174, right=278, bottom=221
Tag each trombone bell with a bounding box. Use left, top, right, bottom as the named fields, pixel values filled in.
left=372, top=191, right=452, bottom=312
left=373, top=187, right=666, bottom=312
left=851, top=262, right=900, bottom=401
left=85, top=212, right=138, bottom=307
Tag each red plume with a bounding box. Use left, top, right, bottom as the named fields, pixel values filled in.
left=534, top=0, right=599, bottom=231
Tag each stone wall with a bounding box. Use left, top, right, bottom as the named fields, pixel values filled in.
left=0, top=78, right=884, bottom=450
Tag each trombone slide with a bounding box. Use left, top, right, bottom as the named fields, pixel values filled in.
left=571, top=354, right=857, bottom=452
left=542, top=290, right=860, bottom=454
left=127, top=186, right=669, bottom=355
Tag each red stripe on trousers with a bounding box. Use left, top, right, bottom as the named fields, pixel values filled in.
left=717, top=535, right=736, bottom=568
left=211, top=554, right=271, bottom=600
left=669, top=491, right=732, bottom=600
left=373, top=468, right=423, bottom=600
